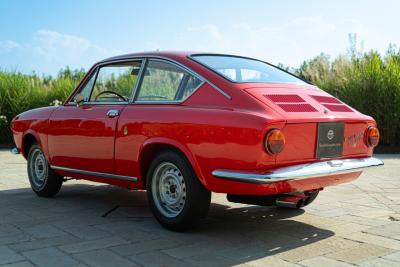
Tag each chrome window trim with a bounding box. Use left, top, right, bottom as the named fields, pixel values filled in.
left=68, top=59, right=145, bottom=106
left=188, top=53, right=309, bottom=86
left=67, top=55, right=232, bottom=106
left=51, top=165, right=138, bottom=182
left=67, top=101, right=129, bottom=105
left=132, top=58, right=206, bottom=104
left=100, top=56, right=231, bottom=100
left=129, top=59, right=147, bottom=103
left=134, top=80, right=206, bottom=104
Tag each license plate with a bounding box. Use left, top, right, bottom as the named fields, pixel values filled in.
left=316, top=122, right=344, bottom=159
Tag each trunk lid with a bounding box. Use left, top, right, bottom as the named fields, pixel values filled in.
left=245, top=85, right=372, bottom=123
left=245, top=84, right=375, bottom=164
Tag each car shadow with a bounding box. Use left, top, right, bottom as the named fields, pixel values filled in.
left=0, top=183, right=335, bottom=266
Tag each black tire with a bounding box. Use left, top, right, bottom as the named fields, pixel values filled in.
left=146, top=150, right=211, bottom=231
left=27, top=144, right=63, bottom=197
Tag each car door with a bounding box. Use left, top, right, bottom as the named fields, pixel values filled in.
left=114, top=58, right=204, bottom=178
left=48, top=60, right=143, bottom=174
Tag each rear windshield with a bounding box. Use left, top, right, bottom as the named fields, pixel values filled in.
left=191, top=55, right=307, bottom=84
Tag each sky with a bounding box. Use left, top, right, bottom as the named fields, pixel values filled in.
left=1, top=0, right=399, bottom=76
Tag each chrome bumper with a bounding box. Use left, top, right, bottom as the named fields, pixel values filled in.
left=212, top=157, right=383, bottom=184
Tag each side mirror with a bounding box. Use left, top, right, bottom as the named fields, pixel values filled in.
left=74, top=93, right=85, bottom=107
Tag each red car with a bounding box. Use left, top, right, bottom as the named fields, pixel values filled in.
left=11, top=51, right=383, bottom=230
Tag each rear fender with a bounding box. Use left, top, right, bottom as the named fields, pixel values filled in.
left=139, top=137, right=208, bottom=188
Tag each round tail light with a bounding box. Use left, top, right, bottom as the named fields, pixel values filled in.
left=366, top=126, right=380, bottom=147
left=265, top=129, right=285, bottom=155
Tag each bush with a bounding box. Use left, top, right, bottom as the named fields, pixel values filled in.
left=296, top=47, right=400, bottom=146
left=0, top=67, right=84, bottom=146
left=1, top=47, right=400, bottom=147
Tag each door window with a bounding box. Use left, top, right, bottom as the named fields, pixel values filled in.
left=136, top=60, right=202, bottom=102
left=86, top=61, right=142, bottom=102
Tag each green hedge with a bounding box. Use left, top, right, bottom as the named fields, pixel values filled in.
left=0, top=68, right=84, bottom=146
left=1, top=48, right=399, bottom=147
left=296, top=48, right=400, bottom=146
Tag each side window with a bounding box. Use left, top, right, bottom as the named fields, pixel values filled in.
left=89, top=61, right=142, bottom=102
left=77, top=71, right=96, bottom=101
left=136, top=60, right=202, bottom=102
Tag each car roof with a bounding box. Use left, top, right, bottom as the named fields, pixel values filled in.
left=99, top=51, right=198, bottom=63
left=98, top=51, right=269, bottom=64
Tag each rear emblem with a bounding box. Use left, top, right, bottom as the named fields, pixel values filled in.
left=327, top=129, right=334, bottom=140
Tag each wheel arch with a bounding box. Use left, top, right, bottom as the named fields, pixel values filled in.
left=22, top=130, right=42, bottom=159
left=138, top=137, right=207, bottom=189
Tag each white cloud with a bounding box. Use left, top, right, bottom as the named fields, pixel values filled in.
left=152, top=16, right=391, bottom=67
left=0, top=30, right=117, bottom=74
left=0, top=40, right=21, bottom=52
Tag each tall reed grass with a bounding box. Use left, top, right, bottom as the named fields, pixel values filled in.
left=1, top=47, right=399, bottom=147
left=296, top=46, right=400, bottom=146
left=0, top=68, right=84, bottom=145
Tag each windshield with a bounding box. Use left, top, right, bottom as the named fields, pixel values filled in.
left=191, top=55, right=307, bottom=85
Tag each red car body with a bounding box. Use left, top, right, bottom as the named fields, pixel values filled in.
left=11, top=51, right=383, bottom=200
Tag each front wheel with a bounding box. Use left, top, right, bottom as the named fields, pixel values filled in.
left=27, top=144, right=63, bottom=197
left=146, top=150, right=211, bottom=231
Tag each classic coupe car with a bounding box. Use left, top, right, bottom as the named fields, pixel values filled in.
left=11, top=51, right=383, bottom=230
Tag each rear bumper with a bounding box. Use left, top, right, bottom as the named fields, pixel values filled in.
left=212, top=157, right=383, bottom=184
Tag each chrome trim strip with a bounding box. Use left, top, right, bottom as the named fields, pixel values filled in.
left=207, top=82, right=232, bottom=99
left=188, top=53, right=310, bottom=86
left=99, top=56, right=232, bottom=100
left=51, top=165, right=138, bottom=182
left=129, top=59, right=147, bottom=103
left=212, top=157, right=384, bottom=184
left=67, top=101, right=128, bottom=105
left=132, top=58, right=205, bottom=103
left=134, top=81, right=206, bottom=104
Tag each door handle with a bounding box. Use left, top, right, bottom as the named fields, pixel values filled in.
left=107, top=110, right=120, bottom=118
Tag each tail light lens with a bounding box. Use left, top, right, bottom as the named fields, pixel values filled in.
left=265, top=129, right=285, bottom=155
left=366, top=126, right=380, bottom=147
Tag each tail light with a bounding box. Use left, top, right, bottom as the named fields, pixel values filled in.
left=365, top=126, right=380, bottom=147
left=265, top=129, right=285, bottom=155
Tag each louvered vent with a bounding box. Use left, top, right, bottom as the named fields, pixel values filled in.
left=310, top=95, right=342, bottom=104
left=310, top=95, right=353, bottom=112
left=322, top=104, right=353, bottom=112
left=264, top=94, right=317, bottom=112
left=266, top=94, right=305, bottom=103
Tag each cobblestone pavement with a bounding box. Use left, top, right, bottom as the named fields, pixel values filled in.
left=0, top=150, right=399, bottom=267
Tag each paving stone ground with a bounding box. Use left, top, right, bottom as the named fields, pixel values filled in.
left=0, top=150, right=399, bottom=267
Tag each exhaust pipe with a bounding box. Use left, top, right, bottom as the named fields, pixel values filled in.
left=275, top=195, right=308, bottom=208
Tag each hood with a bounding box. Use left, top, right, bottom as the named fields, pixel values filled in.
left=244, top=84, right=374, bottom=123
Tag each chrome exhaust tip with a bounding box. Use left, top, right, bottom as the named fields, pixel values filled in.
left=275, top=195, right=307, bottom=208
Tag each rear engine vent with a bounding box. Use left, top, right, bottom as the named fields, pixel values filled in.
left=265, top=94, right=305, bottom=103
left=310, top=95, right=354, bottom=112
left=278, top=103, right=318, bottom=112
left=322, top=104, right=353, bottom=112
left=264, top=94, right=317, bottom=112
left=310, top=95, right=342, bottom=104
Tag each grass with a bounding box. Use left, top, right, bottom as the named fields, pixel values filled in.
left=1, top=45, right=399, bottom=147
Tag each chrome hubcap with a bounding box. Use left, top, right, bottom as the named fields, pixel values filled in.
left=152, top=162, right=186, bottom=218
left=30, top=148, right=47, bottom=188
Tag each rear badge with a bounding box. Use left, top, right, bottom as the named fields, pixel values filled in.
left=327, top=129, right=334, bottom=140
left=316, top=122, right=344, bottom=159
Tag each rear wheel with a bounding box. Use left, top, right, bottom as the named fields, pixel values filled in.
left=27, top=144, right=63, bottom=197
left=146, top=150, right=211, bottom=231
